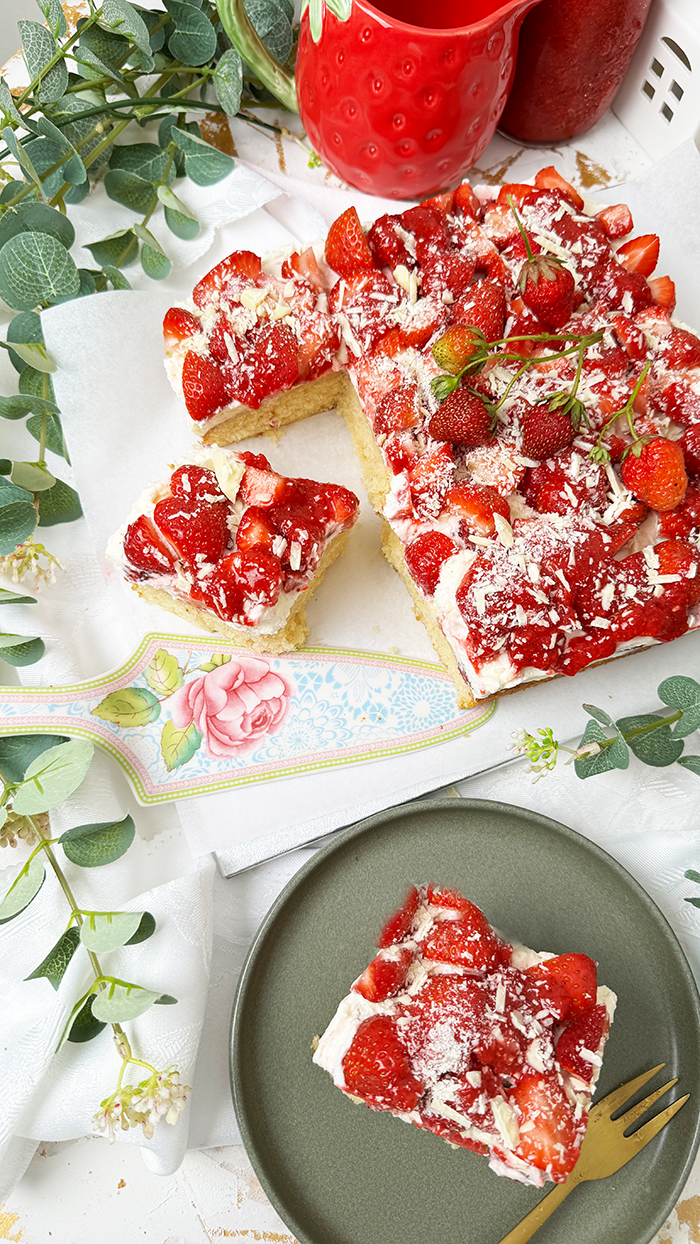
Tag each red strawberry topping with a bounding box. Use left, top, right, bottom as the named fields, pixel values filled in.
left=352, top=946, right=413, bottom=1002
left=192, top=250, right=262, bottom=308
left=342, top=1015, right=424, bottom=1112
left=512, top=1072, right=580, bottom=1180
left=408, top=444, right=455, bottom=519
left=404, top=531, right=459, bottom=596
left=595, top=203, right=633, bottom=240
left=555, top=1004, right=609, bottom=1083
left=153, top=489, right=230, bottom=570
left=427, top=389, right=495, bottom=448
left=367, top=214, right=412, bottom=270
left=123, top=515, right=177, bottom=576
left=451, top=277, right=506, bottom=341
left=444, top=481, right=510, bottom=536
left=325, top=206, right=375, bottom=277
left=519, top=253, right=576, bottom=330
left=616, top=233, right=660, bottom=277
left=201, top=547, right=283, bottom=622
left=163, top=306, right=200, bottom=351
left=181, top=351, right=232, bottom=422
left=525, top=952, right=597, bottom=1017
left=520, top=404, right=576, bottom=460
left=422, top=910, right=511, bottom=972
left=378, top=886, right=420, bottom=948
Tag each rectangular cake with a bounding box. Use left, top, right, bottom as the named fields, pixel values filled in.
left=108, top=444, right=359, bottom=652
left=162, top=167, right=700, bottom=702
left=313, top=884, right=616, bottom=1187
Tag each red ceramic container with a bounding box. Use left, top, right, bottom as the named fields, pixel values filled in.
left=295, top=0, right=543, bottom=199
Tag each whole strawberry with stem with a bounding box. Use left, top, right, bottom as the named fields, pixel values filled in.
left=621, top=437, right=688, bottom=511
left=428, top=387, right=497, bottom=448
left=507, top=195, right=576, bottom=330
left=431, top=324, right=487, bottom=375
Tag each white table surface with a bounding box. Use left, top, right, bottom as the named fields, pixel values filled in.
left=1, top=41, right=700, bottom=1241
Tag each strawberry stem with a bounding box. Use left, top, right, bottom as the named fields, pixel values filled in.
left=506, top=195, right=534, bottom=263
left=589, top=360, right=652, bottom=463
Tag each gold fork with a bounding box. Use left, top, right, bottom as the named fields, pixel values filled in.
left=498, top=1064, right=689, bottom=1244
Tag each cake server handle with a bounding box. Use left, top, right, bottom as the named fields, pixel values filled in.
left=496, top=1175, right=581, bottom=1244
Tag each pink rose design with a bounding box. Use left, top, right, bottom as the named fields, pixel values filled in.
left=169, top=656, right=293, bottom=758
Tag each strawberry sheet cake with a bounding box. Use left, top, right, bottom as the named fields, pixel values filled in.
left=161, top=166, right=700, bottom=703
left=312, top=884, right=616, bottom=1187
left=108, top=444, right=359, bottom=652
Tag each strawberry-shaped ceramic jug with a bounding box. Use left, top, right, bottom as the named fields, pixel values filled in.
left=217, top=0, right=542, bottom=199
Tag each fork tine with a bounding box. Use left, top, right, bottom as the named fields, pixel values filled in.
left=624, top=1094, right=690, bottom=1150
left=619, top=1079, right=678, bottom=1130
left=595, top=1063, right=666, bottom=1117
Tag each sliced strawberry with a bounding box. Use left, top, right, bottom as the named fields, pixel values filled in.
left=342, top=1014, right=424, bottom=1112
left=648, top=275, right=676, bottom=311
left=657, top=537, right=700, bottom=605
left=404, top=531, right=459, bottom=597
left=235, top=506, right=278, bottom=553
left=421, top=190, right=454, bottom=216
left=421, top=249, right=476, bottom=299
left=616, top=234, right=660, bottom=277
left=444, top=481, right=510, bottom=536
left=452, top=181, right=481, bottom=219
left=181, top=351, right=233, bottom=422
left=533, top=166, right=584, bottom=211
left=422, top=911, right=511, bottom=972
left=395, top=296, right=446, bottom=349
left=512, top=1072, right=581, bottom=1180
left=611, top=313, right=647, bottom=361
left=408, top=444, right=455, bottom=519
left=325, top=206, right=375, bottom=277
left=201, top=547, right=283, bottom=621
left=451, top=277, right=506, bottom=341
left=520, top=971, right=572, bottom=1021
left=245, top=321, right=300, bottom=405
left=497, top=182, right=535, bottom=210
left=366, top=213, right=412, bottom=270
left=399, top=204, right=447, bottom=259
left=555, top=1003, right=608, bottom=1083
left=648, top=376, right=700, bottom=427
left=586, top=259, right=653, bottom=314
left=208, top=311, right=236, bottom=363
left=236, top=450, right=271, bottom=471
left=482, top=201, right=521, bottom=248
left=656, top=327, right=700, bottom=370
left=428, top=389, right=495, bottom=448
left=281, top=245, right=325, bottom=292
left=170, top=464, right=223, bottom=500
left=192, top=250, right=262, bottom=308
left=427, top=883, right=482, bottom=912
left=595, top=203, right=633, bottom=240
left=682, top=425, right=700, bottom=476
left=123, top=514, right=177, bottom=575
left=322, top=483, right=359, bottom=527
left=153, top=492, right=230, bottom=569
left=373, top=383, right=419, bottom=437
left=526, top=952, right=597, bottom=1017
left=266, top=505, right=325, bottom=578
left=352, top=946, right=414, bottom=1002
left=163, top=306, right=200, bottom=352
left=296, top=314, right=341, bottom=381
left=378, top=886, right=420, bottom=948
left=239, top=466, right=287, bottom=507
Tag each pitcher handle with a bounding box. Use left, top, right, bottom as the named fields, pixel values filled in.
left=216, top=0, right=298, bottom=114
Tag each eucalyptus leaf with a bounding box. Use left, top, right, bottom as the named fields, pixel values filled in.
left=678, top=755, right=700, bottom=777
left=582, top=703, right=613, bottom=727
left=35, top=117, right=86, bottom=184
left=2, top=127, right=45, bottom=197
left=26, top=413, right=67, bottom=461
left=141, top=244, right=172, bottom=280
left=91, top=982, right=161, bottom=1022
left=85, top=229, right=139, bottom=269
left=0, top=480, right=33, bottom=507
left=0, top=636, right=45, bottom=667
left=109, top=141, right=171, bottom=183
left=13, top=738, right=94, bottom=815
left=36, top=0, right=68, bottom=38
left=658, top=675, right=700, bottom=738
left=101, top=264, right=132, bottom=291
left=244, top=0, right=293, bottom=64
left=685, top=869, right=700, bottom=884
left=50, top=92, right=111, bottom=168
left=1, top=341, right=57, bottom=374
left=80, top=910, right=144, bottom=952
left=92, top=686, right=161, bottom=727
left=213, top=46, right=243, bottom=115
left=684, top=897, right=700, bottom=909
left=60, top=812, right=135, bottom=867
left=11, top=461, right=56, bottom=492
left=125, top=910, right=156, bottom=945
left=154, top=993, right=178, bottom=1005
left=0, top=588, right=37, bottom=605
left=164, top=205, right=200, bottom=240
left=0, top=78, right=24, bottom=127
left=67, top=993, right=106, bottom=1043
left=102, top=0, right=152, bottom=55
left=0, top=733, right=67, bottom=782
left=0, top=232, right=80, bottom=312
left=0, top=856, right=45, bottom=923
left=77, top=23, right=129, bottom=79
left=164, top=0, right=218, bottom=64
left=19, top=365, right=56, bottom=403
left=156, top=183, right=197, bottom=220
left=38, top=478, right=82, bottom=526
left=25, top=926, right=80, bottom=989
left=18, top=21, right=68, bottom=104
left=574, top=719, right=629, bottom=779
left=0, top=394, right=59, bottom=420
left=172, top=126, right=234, bottom=186
left=616, top=713, right=685, bottom=767
left=104, top=169, right=157, bottom=214
left=0, top=499, right=37, bottom=554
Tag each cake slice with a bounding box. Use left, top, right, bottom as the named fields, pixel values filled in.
left=313, top=884, right=616, bottom=1187
left=108, top=444, right=359, bottom=652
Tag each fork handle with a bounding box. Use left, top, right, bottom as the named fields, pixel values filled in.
left=497, top=1176, right=580, bottom=1243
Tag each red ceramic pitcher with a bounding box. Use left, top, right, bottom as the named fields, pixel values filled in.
left=217, top=0, right=542, bottom=199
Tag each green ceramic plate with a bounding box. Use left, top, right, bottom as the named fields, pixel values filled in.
left=230, top=799, right=700, bottom=1244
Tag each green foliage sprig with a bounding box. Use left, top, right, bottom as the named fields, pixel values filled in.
left=0, top=732, right=188, bottom=1140
left=512, top=675, right=700, bottom=781
left=0, top=0, right=299, bottom=664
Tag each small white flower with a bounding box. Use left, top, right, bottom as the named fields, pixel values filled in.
left=93, top=1067, right=190, bottom=1143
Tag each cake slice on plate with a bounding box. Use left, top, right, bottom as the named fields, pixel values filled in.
left=108, top=444, right=359, bottom=653
left=313, top=884, right=616, bottom=1186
